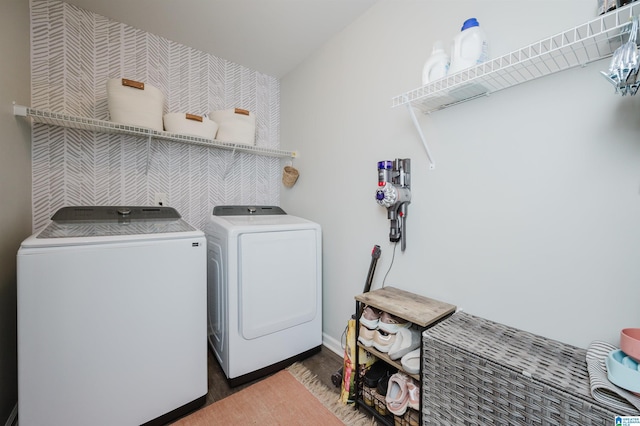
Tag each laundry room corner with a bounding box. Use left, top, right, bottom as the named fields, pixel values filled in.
left=0, top=0, right=31, bottom=424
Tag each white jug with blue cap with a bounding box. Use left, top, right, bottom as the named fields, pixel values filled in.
left=449, top=18, right=488, bottom=74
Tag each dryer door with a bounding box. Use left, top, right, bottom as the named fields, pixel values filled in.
left=238, top=229, right=318, bottom=340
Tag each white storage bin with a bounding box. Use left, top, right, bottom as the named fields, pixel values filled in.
left=107, top=78, right=164, bottom=131
left=209, top=108, right=256, bottom=145
left=163, top=113, right=218, bottom=139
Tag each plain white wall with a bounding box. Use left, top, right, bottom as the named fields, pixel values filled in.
left=0, top=0, right=31, bottom=420
left=281, top=0, right=640, bottom=352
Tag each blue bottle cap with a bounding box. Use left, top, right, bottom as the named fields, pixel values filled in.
left=461, top=18, right=479, bottom=31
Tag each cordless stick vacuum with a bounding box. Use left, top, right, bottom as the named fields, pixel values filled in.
left=332, top=245, right=382, bottom=388
left=376, top=159, right=411, bottom=252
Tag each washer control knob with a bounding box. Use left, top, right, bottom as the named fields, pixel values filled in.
left=117, top=208, right=131, bottom=216
left=248, top=207, right=256, bottom=214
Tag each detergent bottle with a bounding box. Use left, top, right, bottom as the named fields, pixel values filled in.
left=421, top=40, right=450, bottom=85
left=449, top=18, right=488, bottom=74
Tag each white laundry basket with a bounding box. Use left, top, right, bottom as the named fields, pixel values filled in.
left=107, top=78, right=164, bottom=131
left=163, top=113, right=218, bottom=139
left=209, top=108, right=256, bottom=145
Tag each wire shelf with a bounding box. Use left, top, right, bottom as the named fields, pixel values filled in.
left=392, top=3, right=640, bottom=113
left=13, top=105, right=297, bottom=159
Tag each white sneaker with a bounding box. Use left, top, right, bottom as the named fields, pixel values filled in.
left=373, top=329, right=396, bottom=353
left=378, top=311, right=412, bottom=334
left=359, top=305, right=381, bottom=329
left=358, top=324, right=376, bottom=347
left=388, top=327, right=421, bottom=360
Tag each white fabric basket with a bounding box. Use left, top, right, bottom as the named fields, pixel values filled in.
left=107, top=78, right=164, bottom=131
left=163, top=113, right=218, bottom=139
left=209, top=108, right=256, bottom=145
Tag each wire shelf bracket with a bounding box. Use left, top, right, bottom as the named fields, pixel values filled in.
left=404, top=97, right=436, bottom=170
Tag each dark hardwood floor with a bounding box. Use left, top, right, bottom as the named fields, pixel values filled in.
left=169, top=345, right=387, bottom=425
left=203, top=345, right=344, bottom=405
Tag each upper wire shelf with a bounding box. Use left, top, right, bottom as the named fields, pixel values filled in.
left=392, top=3, right=640, bottom=113
left=13, top=105, right=297, bottom=159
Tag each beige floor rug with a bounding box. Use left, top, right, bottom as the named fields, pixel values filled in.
left=173, top=362, right=374, bottom=425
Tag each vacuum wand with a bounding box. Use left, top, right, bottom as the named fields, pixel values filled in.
left=375, top=159, right=411, bottom=251
left=357, top=244, right=382, bottom=321
left=363, top=245, right=382, bottom=294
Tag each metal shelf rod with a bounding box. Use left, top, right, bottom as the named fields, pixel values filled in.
left=13, top=104, right=297, bottom=159
left=392, top=2, right=640, bottom=113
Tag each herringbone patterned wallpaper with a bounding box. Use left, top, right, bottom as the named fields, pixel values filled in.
left=30, top=0, right=281, bottom=231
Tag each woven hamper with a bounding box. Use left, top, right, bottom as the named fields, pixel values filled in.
left=422, top=311, right=635, bottom=425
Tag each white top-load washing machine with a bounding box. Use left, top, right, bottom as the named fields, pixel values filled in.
left=205, top=205, right=322, bottom=386
left=17, top=206, right=207, bottom=426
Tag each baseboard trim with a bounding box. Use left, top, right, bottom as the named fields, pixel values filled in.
left=322, top=332, right=344, bottom=358
left=4, top=403, right=17, bottom=426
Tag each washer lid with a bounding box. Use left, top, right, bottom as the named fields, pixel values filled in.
left=51, top=206, right=181, bottom=221
left=37, top=206, right=196, bottom=239
left=212, top=205, right=286, bottom=216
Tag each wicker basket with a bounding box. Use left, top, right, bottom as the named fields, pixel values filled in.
left=422, top=311, right=633, bottom=425
left=282, top=165, right=299, bottom=188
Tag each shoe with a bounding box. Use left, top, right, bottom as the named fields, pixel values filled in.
left=388, top=327, right=421, bottom=361
left=359, top=305, right=381, bottom=329
left=385, top=372, right=410, bottom=416
left=376, top=368, right=396, bottom=396
left=406, top=377, right=420, bottom=410
left=373, top=329, right=396, bottom=353
left=358, top=324, right=375, bottom=347
left=400, top=348, right=420, bottom=375
left=363, top=361, right=388, bottom=388
left=378, top=311, right=412, bottom=334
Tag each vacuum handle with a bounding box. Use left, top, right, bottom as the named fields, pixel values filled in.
left=362, top=245, right=381, bottom=294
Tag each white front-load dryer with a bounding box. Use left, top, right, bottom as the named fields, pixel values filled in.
left=205, top=205, right=322, bottom=386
